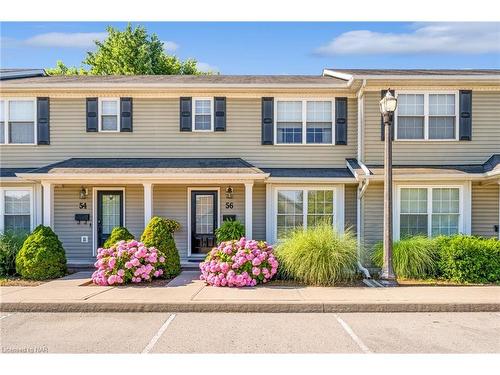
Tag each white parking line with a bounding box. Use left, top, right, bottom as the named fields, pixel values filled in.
left=142, top=314, right=177, bottom=354
left=334, top=314, right=372, bottom=354
left=0, top=313, right=13, bottom=321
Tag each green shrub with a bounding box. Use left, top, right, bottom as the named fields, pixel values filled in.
left=372, top=236, right=440, bottom=279
left=215, top=219, right=245, bottom=243
left=140, top=217, right=181, bottom=278
left=15, top=225, right=67, bottom=280
left=103, top=226, right=134, bottom=248
left=275, top=222, right=358, bottom=285
left=0, top=231, right=28, bottom=276
left=437, top=235, right=500, bottom=283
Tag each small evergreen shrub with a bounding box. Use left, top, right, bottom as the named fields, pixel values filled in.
left=0, top=231, right=28, bottom=276
left=275, top=222, right=358, bottom=285
left=15, top=225, right=67, bottom=280
left=215, top=219, right=245, bottom=243
left=437, top=235, right=500, bottom=283
left=140, top=217, right=181, bottom=278
left=372, top=236, right=440, bottom=279
left=103, top=226, right=134, bottom=248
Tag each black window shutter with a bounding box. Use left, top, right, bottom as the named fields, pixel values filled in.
left=86, top=98, right=98, bottom=132
left=335, top=97, right=348, bottom=145
left=380, top=89, right=395, bottom=141
left=37, top=97, right=50, bottom=145
left=214, top=97, right=226, bottom=131
left=180, top=97, right=192, bottom=132
left=459, top=90, right=472, bottom=141
left=261, top=97, right=274, bottom=145
left=120, top=97, right=133, bottom=132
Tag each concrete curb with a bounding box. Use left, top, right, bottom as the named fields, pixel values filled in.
left=2, top=302, right=499, bottom=313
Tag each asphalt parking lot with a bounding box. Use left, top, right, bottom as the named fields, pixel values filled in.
left=1, top=312, right=499, bottom=353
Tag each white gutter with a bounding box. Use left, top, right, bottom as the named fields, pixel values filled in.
left=322, top=69, right=500, bottom=81
left=356, top=79, right=367, bottom=161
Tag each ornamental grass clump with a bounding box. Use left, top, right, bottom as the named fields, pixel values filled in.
left=199, top=237, right=278, bottom=287
left=91, top=240, right=166, bottom=286
left=275, top=222, right=357, bottom=286
left=372, top=236, right=440, bottom=279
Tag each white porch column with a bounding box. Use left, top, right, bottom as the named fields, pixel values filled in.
left=143, top=183, right=153, bottom=227
left=41, top=182, right=53, bottom=228
left=245, top=182, right=253, bottom=239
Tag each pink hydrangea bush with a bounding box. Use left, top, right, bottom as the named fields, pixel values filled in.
left=199, top=237, right=278, bottom=287
left=91, top=240, right=166, bottom=286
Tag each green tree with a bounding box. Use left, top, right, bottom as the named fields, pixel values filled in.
left=47, top=24, right=209, bottom=76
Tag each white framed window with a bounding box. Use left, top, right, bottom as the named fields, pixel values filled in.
left=0, top=98, right=37, bottom=145
left=98, top=98, right=120, bottom=132
left=396, top=185, right=463, bottom=239
left=272, top=186, right=343, bottom=242
left=275, top=99, right=335, bottom=145
left=193, top=97, right=214, bottom=132
left=0, top=187, right=34, bottom=233
left=395, top=91, right=459, bottom=141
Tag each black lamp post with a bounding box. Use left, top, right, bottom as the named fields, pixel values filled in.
left=379, top=90, right=398, bottom=285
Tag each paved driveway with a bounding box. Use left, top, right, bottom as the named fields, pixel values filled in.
left=1, top=312, right=499, bottom=353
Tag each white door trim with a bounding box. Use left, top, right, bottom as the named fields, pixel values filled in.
left=92, top=187, right=126, bottom=255
left=187, top=187, right=220, bottom=258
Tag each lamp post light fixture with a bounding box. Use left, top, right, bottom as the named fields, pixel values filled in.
left=379, top=90, right=398, bottom=286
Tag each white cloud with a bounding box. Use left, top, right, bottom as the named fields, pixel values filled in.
left=24, top=32, right=107, bottom=48
left=162, top=40, right=179, bottom=52
left=316, top=22, right=500, bottom=55
left=197, top=62, right=219, bottom=73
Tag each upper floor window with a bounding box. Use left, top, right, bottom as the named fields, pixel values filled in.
left=275, top=99, right=334, bottom=145
left=193, top=98, right=213, bottom=131
left=396, top=92, right=458, bottom=141
left=0, top=188, right=33, bottom=233
left=98, top=98, right=120, bottom=132
left=0, top=99, right=36, bottom=145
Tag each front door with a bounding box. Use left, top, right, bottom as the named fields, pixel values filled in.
left=97, top=190, right=124, bottom=247
left=191, top=190, right=218, bottom=255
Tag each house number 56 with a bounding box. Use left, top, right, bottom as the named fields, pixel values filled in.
left=225, top=202, right=234, bottom=209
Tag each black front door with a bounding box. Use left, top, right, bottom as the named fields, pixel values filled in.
left=97, top=191, right=124, bottom=247
left=191, top=191, right=218, bottom=255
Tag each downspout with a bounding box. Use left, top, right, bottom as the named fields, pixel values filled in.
left=357, top=177, right=371, bottom=278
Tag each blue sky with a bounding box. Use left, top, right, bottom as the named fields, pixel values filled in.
left=1, top=22, right=499, bottom=74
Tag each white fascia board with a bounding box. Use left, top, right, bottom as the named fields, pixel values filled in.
left=366, top=173, right=486, bottom=182
left=322, top=69, right=354, bottom=81
left=355, top=75, right=500, bottom=80
left=265, top=177, right=357, bottom=184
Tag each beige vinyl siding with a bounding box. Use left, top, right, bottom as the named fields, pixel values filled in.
left=53, top=184, right=144, bottom=264
left=0, top=97, right=357, bottom=168
left=363, top=91, right=500, bottom=165
left=361, top=183, right=384, bottom=260
left=344, top=184, right=357, bottom=234
left=253, top=182, right=266, bottom=241
left=153, top=184, right=246, bottom=259
left=471, top=182, right=499, bottom=238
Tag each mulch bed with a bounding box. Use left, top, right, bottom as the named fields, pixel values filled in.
left=396, top=278, right=496, bottom=287
left=266, top=278, right=366, bottom=288
left=80, top=278, right=173, bottom=287
left=0, top=277, right=47, bottom=287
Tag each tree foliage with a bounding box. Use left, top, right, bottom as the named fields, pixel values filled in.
left=47, top=24, right=209, bottom=76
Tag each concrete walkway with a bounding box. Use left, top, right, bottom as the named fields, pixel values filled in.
left=1, top=271, right=499, bottom=313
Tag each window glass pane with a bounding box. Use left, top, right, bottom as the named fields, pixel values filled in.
left=101, top=194, right=121, bottom=234
left=194, top=100, right=212, bottom=130
left=397, top=117, right=424, bottom=139
left=307, top=190, right=334, bottom=227
left=4, top=190, right=31, bottom=233
left=398, top=94, right=424, bottom=116
left=429, top=94, right=455, bottom=116
left=196, top=195, right=214, bottom=234
left=306, top=101, right=331, bottom=122
left=429, top=117, right=455, bottom=139
left=195, top=100, right=211, bottom=115
left=195, top=115, right=212, bottom=130
left=9, top=122, right=35, bottom=144
left=0, top=121, right=4, bottom=144
left=401, top=188, right=428, bottom=214
left=400, top=214, right=428, bottom=238
left=9, top=101, right=34, bottom=121
left=101, top=116, right=118, bottom=131
left=431, top=214, right=459, bottom=236
left=277, top=123, right=302, bottom=144
left=277, top=190, right=303, bottom=239
left=277, top=101, right=302, bottom=122
left=432, top=188, right=459, bottom=214
left=0, top=101, right=4, bottom=121
left=101, top=100, right=118, bottom=115
left=306, top=123, right=332, bottom=144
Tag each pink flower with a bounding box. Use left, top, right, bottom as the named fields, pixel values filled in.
left=159, top=256, right=165, bottom=263
left=117, top=269, right=125, bottom=277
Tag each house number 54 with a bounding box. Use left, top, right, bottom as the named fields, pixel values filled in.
left=225, top=202, right=234, bottom=209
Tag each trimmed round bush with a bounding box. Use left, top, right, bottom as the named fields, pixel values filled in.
left=199, top=238, right=278, bottom=287
left=437, top=235, right=500, bottom=283
left=140, top=217, right=181, bottom=278
left=15, top=225, right=67, bottom=280
left=92, top=240, right=166, bottom=285
left=276, top=222, right=357, bottom=285
left=215, top=219, right=245, bottom=243
left=0, top=231, right=28, bottom=276
left=103, top=226, right=134, bottom=248
left=372, top=236, right=440, bottom=279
